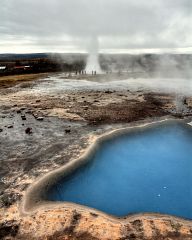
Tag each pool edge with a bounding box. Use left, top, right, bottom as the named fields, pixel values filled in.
left=20, top=116, right=192, bottom=224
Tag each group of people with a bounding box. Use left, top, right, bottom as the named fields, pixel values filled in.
left=75, top=70, right=97, bottom=75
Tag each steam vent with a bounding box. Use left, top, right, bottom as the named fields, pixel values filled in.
left=1, top=0, right=192, bottom=239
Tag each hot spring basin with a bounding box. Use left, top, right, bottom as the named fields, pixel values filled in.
left=47, top=121, right=192, bottom=219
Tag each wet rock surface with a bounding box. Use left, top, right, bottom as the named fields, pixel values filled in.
left=0, top=220, right=19, bottom=239
left=0, top=73, right=192, bottom=239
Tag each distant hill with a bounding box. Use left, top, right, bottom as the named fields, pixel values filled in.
left=0, top=53, right=49, bottom=61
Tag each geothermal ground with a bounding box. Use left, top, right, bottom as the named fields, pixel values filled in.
left=1, top=72, right=192, bottom=239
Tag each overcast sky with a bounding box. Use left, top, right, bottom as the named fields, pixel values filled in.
left=0, top=0, right=192, bottom=53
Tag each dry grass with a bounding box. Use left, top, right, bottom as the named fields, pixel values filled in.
left=0, top=73, right=48, bottom=88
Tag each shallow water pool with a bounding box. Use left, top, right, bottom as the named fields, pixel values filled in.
left=47, top=122, right=192, bottom=218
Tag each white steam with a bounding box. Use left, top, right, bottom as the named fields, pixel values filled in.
left=85, top=37, right=102, bottom=74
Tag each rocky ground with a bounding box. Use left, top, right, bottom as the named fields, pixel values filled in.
left=0, top=73, right=192, bottom=239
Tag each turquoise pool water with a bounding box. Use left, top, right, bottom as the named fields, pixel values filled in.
left=47, top=122, right=192, bottom=219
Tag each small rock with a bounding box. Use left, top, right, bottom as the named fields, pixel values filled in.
left=16, top=110, right=21, bottom=114
left=21, top=115, right=26, bottom=120
left=36, top=117, right=44, bottom=121
left=0, top=129, right=3, bottom=132
left=90, top=212, right=98, bottom=217
left=25, top=127, right=32, bottom=134
left=36, top=100, right=41, bottom=103
left=25, top=110, right=32, bottom=114
left=65, top=129, right=71, bottom=134
left=104, top=90, right=113, bottom=94
left=7, top=125, right=13, bottom=129
left=20, top=107, right=26, bottom=111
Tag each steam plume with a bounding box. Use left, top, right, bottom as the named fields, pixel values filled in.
left=85, top=36, right=102, bottom=74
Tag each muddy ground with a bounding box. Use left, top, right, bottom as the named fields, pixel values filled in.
left=0, top=73, right=192, bottom=239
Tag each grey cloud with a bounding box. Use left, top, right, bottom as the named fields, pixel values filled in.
left=0, top=0, right=191, bottom=52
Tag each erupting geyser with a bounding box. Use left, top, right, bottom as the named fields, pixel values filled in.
left=85, top=37, right=102, bottom=74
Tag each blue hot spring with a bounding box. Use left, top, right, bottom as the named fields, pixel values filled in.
left=47, top=122, right=192, bottom=219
